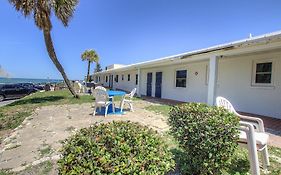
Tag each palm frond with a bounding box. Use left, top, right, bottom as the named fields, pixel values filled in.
left=34, top=0, right=52, bottom=30
left=81, top=49, right=99, bottom=63
left=9, top=0, right=35, bottom=16
left=8, top=0, right=79, bottom=30
left=52, top=0, right=79, bottom=27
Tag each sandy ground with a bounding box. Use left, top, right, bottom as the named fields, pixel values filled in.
left=1, top=98, right=281, bottom=173
left=0, top=100, right=168, bottom=171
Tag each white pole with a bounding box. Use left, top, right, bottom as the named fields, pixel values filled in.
left=207, top=55, right=218, bottom=105
left=137, top=68, right=141, bottom=97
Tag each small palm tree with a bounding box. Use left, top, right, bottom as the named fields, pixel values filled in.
left=94, top=62, right=102, bottom=73
left=81, top=49, right=99, bottom=82
left=8, top=0, right=79, bottom=98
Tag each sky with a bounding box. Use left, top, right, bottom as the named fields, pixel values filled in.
left=0, top=0, right=281, bottom=80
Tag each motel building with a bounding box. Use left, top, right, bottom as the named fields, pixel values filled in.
left=92, top=31, right=281, bottom=120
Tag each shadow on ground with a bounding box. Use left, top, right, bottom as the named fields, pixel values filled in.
left=7, top=96, right=64, bottom=106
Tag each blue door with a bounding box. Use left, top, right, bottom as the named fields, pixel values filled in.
left=155, top=72, right=162, bottom=98
left=109, top=75, right=113, bottom=89
left=146, top=73, right=152, bottom=96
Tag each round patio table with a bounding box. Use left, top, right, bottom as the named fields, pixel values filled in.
left=107, top=90, right=126, bottom=114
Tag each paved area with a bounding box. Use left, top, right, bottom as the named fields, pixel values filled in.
left=0, top=100, right=168, bottom=171
left=0, top=99, right=17, bottom=107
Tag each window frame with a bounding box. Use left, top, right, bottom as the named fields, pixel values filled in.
left=251, top=59, right=274, bottom=87
left=174, top=69, right=187, bottom=88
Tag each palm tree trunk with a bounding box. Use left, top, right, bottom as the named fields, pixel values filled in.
left=87, top=60, right=91, bottom=82
left=43, top=29, right=79, bottom=98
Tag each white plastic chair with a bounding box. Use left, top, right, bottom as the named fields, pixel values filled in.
left=95, top=86, right=107, bottom=91
left=73, top=81, right=82, bottom=93
left=120, top=88, right=137, bottom=112
left=216, top=96, right=270, bottom=175
left=92, top=88, right=114, bottom=117
left=95, top=86, right=114, bottom=100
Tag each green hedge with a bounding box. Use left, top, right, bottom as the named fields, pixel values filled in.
left=58, top=121, right=175, bottom=174
left=168, top=103, right=239, bottom=175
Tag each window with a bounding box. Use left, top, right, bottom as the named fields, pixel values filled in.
left=128, top=74, right=130, bottom=81
left=98, top=76, right=100, bottom=82
left=115, top=75, right=119, bottom=82
left=3, top=85, right=15, bottom=89
left=122, top=74, right=124, bottom=81
left=136, top=74, right=138, bottom=85
left=252, top=61, right=273, bottom=86
left=175, top=70, right=187, bottom=88
left=106, top=76, right=108, bottom=82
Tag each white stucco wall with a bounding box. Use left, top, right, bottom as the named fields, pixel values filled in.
left=93, top=50, right=281, bottom=119
left=112, top=70, right=138, bottom=92
left=217, top=51, right=281, bottom=119
left=140, top=62, right=208, bottom=103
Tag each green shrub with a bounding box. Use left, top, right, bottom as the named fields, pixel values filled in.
left=168, top=103, right=239, bottom=175
left=58, top=121, right=175, bottom=175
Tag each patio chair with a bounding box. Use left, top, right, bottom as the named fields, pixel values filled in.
left=73, top=81, right=82, bottom=93
left=92, top=88, right=115, bottom=117
left=120, top=88, right=137, bottom=112
left=216, top=96, right=270, bottom=175
left=95, top=86, right=107, bottom=91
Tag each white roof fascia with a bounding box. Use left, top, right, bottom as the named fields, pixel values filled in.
left=94, top=30, right=281, bottom=75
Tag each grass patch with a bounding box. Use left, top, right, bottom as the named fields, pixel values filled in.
left=163, top=133, right=281, bottom=175
left=65, top=126, right=75, bottom=132
left=5, top=144, right=21, bottom=150
left=0, top=161, right=54, bottom=175
left=0, top=170, right=11, bottom=175
left=145, top=104, right=171, bottom=116
left=39, top=144, right=52, bottom=157
left=150, top=103, right=281, bottom=174
left=17, top=160, right=53, bottom=175
left=0, top=90, right=93, bottom=140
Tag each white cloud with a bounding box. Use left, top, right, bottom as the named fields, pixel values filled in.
left=0, top=65, right=10, bottom=78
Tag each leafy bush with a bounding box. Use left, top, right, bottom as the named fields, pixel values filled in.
left=168, top=103, right=239, bottom=175
left=58, top=121, right=175, bottom=175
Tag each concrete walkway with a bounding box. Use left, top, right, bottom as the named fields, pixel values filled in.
left=0, top=100, right=168, bottom=171
left=0, top=99, right=18, bottom=107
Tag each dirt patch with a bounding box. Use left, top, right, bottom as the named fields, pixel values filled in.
left=0, top=100, right=167, bottom=171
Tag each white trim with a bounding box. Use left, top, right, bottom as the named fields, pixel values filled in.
left=251, top=58, right=275, bottom=87
left=93, top=30, right=281, bottom=75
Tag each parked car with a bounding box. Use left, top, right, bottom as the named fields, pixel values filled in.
left=18, top=83, right=44, bottom=91
left=0, top=84, right=37, bottom=101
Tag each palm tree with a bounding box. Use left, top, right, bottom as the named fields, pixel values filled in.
left=94, top=62, right=102, bottom=73
left=8, top=0, right=79, bottom=98
left=81, top=49, right=99, bottom=82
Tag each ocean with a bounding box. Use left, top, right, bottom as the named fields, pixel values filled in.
left=0, top=77, right=63, bottom=84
